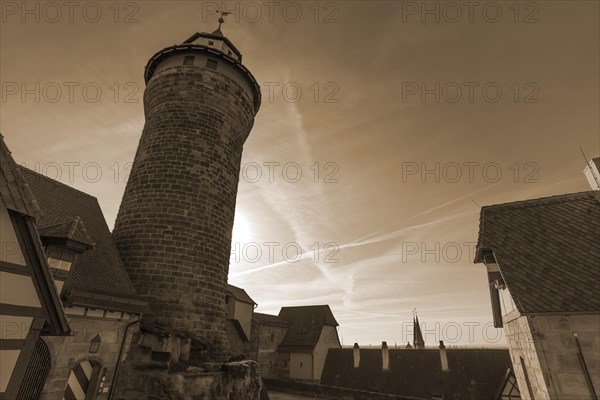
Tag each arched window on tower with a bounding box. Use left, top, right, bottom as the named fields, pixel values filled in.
left=63, top=359, right=103, bottom=400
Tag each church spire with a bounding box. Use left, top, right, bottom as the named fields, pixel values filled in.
left=413, top=310, right=425, bottom=349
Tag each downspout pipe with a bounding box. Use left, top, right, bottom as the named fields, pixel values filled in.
left=574, top=332, right=598, bottom=400
left=108, top=315, right=141, bottom=399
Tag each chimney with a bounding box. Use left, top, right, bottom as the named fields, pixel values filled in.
left=353, top=343, right=360, bottom=368
left=439, top=340, right=449, bottom=372
left=381, top=341, right=389, bottom=371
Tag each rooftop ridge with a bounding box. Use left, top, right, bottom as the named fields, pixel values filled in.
left=481, top=190, right=597, bottom=212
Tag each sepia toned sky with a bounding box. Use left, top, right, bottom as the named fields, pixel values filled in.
left=1, top=1, right=598, bottom=346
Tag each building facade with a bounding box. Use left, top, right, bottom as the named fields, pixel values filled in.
left=225, top=284, right=256, bottom=357
left=21, top=168, right=150, bottom=399
left=475, top=161, right=600, bottom=400
left=0, top=134, right=71, bottom=398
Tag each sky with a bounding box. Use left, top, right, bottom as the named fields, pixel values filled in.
left=1, top=0, right=598, bottom=347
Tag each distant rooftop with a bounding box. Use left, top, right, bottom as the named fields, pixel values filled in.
left=321, top=347, right=512, bottom=399
left=278, top=305, right=339, bottom=351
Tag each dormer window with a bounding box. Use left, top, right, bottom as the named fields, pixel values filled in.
left=208, top=40, right=214, bottom=46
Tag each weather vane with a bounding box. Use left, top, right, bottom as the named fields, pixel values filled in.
left=216, top=10, right=232, bottom=28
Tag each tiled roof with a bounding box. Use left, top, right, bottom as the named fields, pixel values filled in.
left=20, top=168, right=143, bottom=307
left=0, top=134, right=42, bottom=218
left=278, top=305, right=338, bottom=351
left=253, top=312, right=288, bottom=326
left=321, top=348, right=512, bottom=399
left=227, top=284, right=256, bottom=304
left=475, top=191, right=600, bottom=314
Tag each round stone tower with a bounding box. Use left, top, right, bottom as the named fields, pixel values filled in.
left=112, top=23, right=260, bottom=359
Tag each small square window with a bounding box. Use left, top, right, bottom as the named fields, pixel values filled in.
left=183, top=56, right=195, bottom=66
left=208, top=40, right=214, bottom=46
left=206, top=59, right=218, bottom=70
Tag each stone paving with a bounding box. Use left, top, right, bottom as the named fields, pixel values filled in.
left=268, top=391, right=319, bottom=400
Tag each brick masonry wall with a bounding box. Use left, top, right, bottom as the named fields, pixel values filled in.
left=112, top=57, right=258, bottom=359
left=505, top=314, right=600, bottom=400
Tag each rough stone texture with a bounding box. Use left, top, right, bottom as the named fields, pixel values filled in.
left=251, top=321, right=290, bottom=379
left=112, top=328, right=268, bottom=399
left=505, top=314, right=600, bottom=400
left=40, top=315, right=135, bottom=399
left=113, top=323, right=270, bottom=399
left=112, top=54, right=258, bottom=360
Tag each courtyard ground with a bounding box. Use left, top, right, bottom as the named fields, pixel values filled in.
left=267, top=391, right=319, bottom=400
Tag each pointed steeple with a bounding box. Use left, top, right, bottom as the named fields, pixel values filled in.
left=413, top=311, right=425, bottom=349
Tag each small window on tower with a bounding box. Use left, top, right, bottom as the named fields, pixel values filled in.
left=206, top=59, right=218, bottom=70
left=208, top=40, right=214, bottom=46
left=183, top=56, right=195, bottom=65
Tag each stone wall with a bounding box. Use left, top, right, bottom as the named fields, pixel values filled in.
left=112, top=55, right=258, bottom=359
left=40, top=315, right=135, bottom=399
left=505, top=313, right=600, bottom=400
left=115, top=362, right=266, bottom=400
left=113, top=326, right=268, bottom=399
left=254, top=323, right=289, bottom=379
left=504, top=315, right=548, bottom=400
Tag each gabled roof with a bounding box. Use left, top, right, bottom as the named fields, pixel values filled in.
left=1, top=134, right=70, bottom=335
left=321, top=348, right=512, bottom=399
left=0, top=133, right=42, bottom=218
left=278, top=305, right=338, bottom=351
left=20, top=168, right=147, bottom=312
left=227, top=284, right=256, bottom=305
left=475, top=191, right=600, bottom=314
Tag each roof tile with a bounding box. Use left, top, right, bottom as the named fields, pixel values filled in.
left=475, top=191, right=600, bottom=314
left=21, top=168, right=141, bottom=302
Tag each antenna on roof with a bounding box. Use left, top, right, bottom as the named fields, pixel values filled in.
left=580, top=147, right=600, bottom=188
